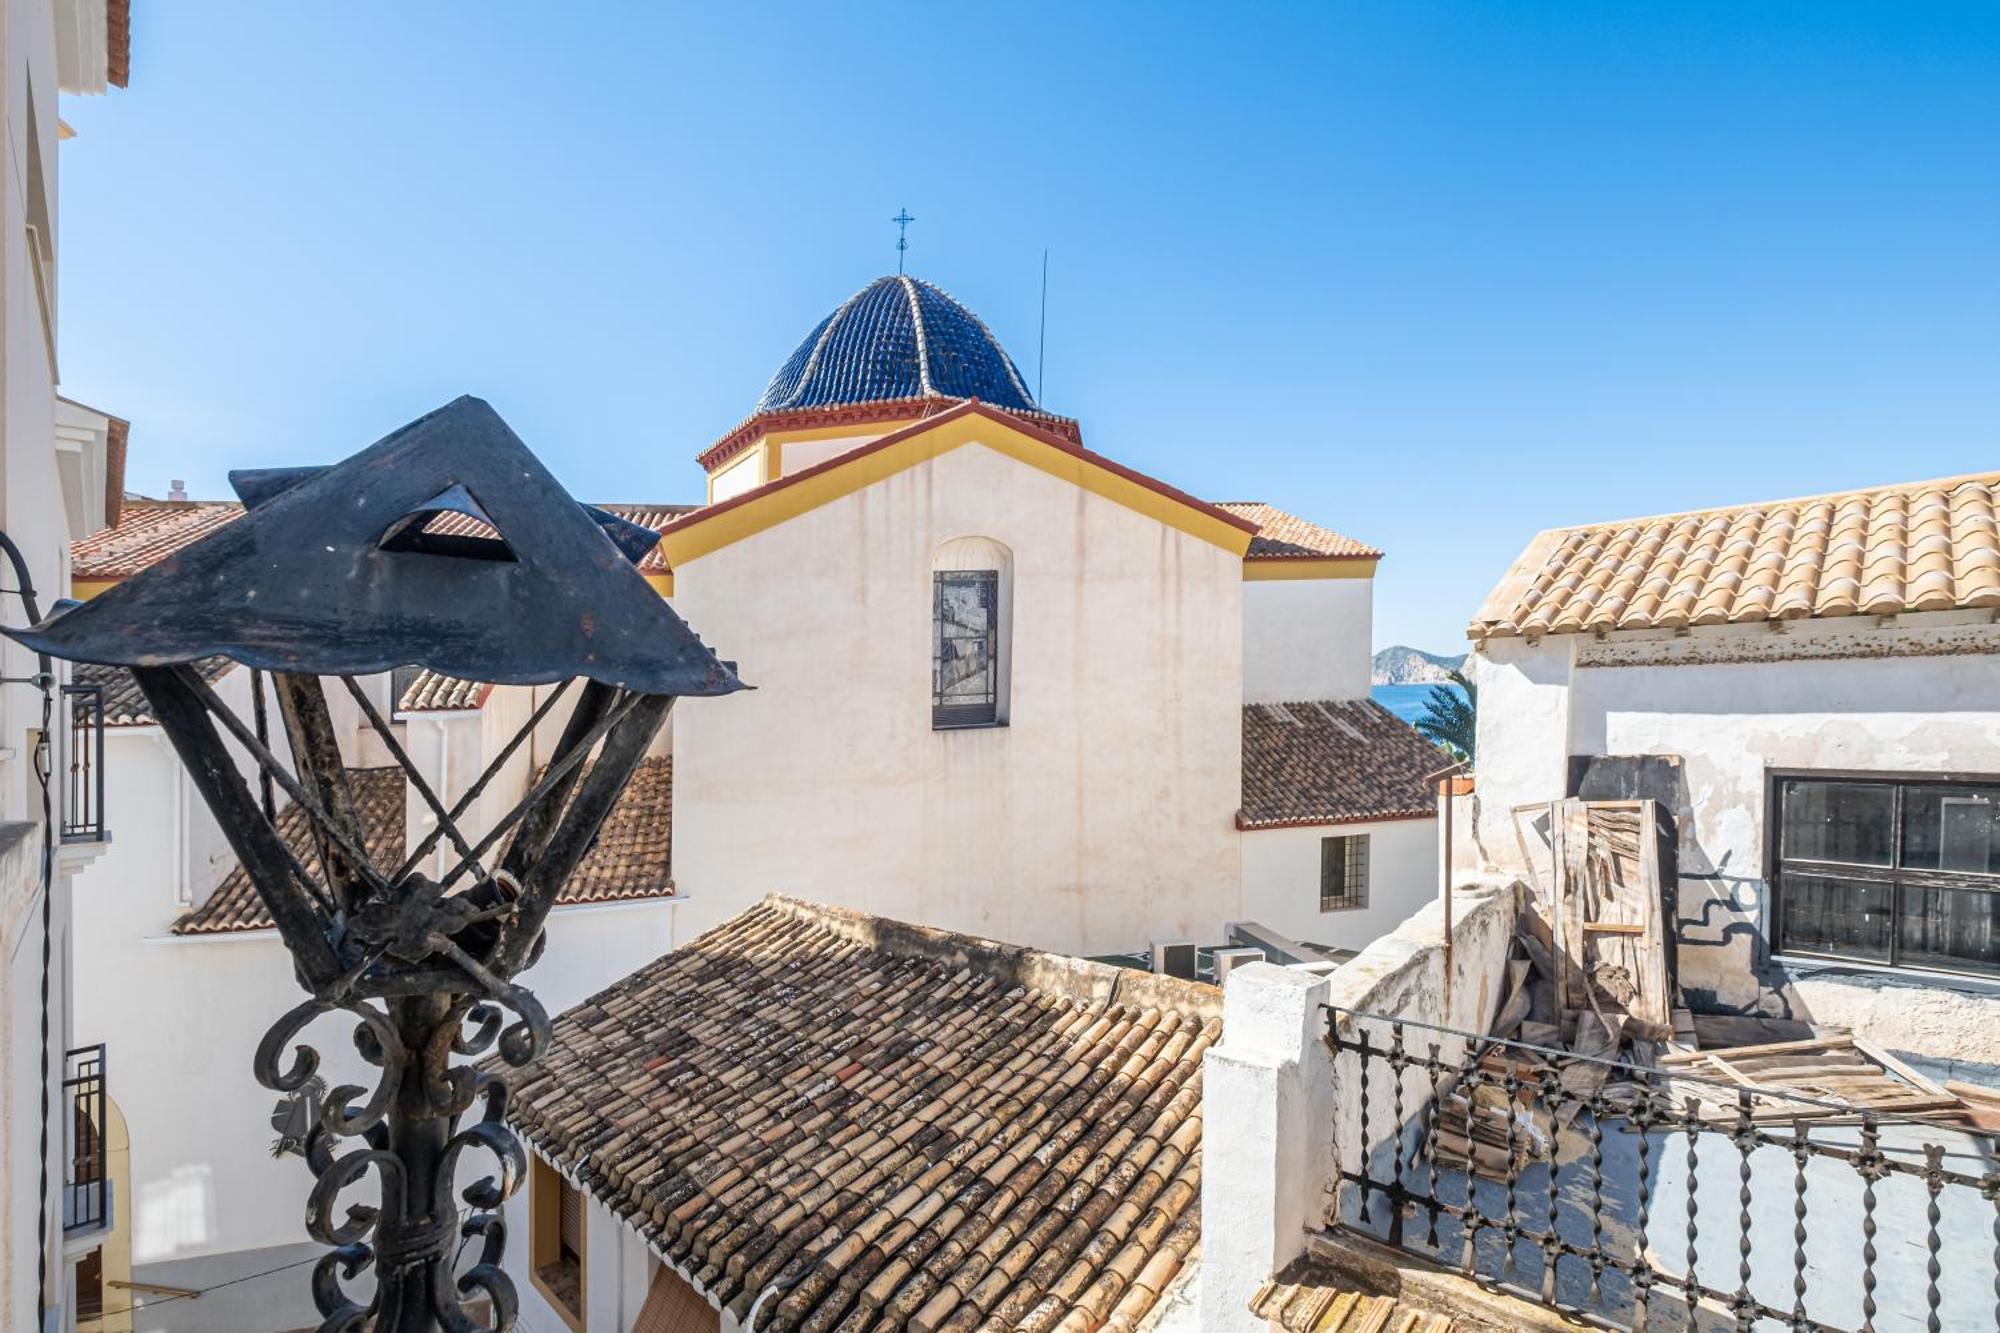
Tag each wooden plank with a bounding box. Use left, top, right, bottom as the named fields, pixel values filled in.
left=1581, top=921, right=1646, bottom=936
left=1854, top=1038, right=1952, bottom=1099
left=1658, top=1035, right=1854, bottom=1066
left=1946, top=1080, right=2000, bottom=1106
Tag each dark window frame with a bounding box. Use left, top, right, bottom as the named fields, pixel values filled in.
left=1320, top=833, right=1370, bottom=912
left=1767, top=768, right=2000, bottom=980
left=932, top=569, right=1001, bottom=730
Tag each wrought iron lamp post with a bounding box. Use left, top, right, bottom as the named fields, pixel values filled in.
left=6, top=397, right=743, bottom=1332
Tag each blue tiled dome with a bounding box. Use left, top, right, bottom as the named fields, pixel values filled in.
left=754, top=276, right=1038, bottom=414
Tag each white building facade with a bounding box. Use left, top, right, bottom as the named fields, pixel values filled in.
left=1462, top=471, right=2000, bottom=1075
left=0, top=4, right=127, bottom=1330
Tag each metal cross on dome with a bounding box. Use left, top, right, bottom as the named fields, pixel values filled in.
left=5, top=396, right=744, bottom=1333
left=893, top=207, right=915, bottom=273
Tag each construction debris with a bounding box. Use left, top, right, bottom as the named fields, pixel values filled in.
left=1656, top=1035, right=1960, bottom=1122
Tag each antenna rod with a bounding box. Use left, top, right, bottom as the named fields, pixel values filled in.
left=1037, top=249, right=1048, bottom=403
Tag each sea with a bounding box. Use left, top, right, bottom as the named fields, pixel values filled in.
left=1371, top=682, right=1467, bottom=725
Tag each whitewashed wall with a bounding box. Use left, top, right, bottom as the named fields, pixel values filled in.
left=1237, top=816, right=1436, bottom=953
left=1242, top=577, right=1373, bottom=704
left=1465, top=614, right=2000, bottom=1062
left=671, top=437, right=1245, bottom=958
left=1200, top=882, right=1516, bottom=1332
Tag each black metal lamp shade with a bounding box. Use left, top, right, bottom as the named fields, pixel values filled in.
left=3, top=397, right=742, bottom=1333
left=11, top=394, right=743, bottom=697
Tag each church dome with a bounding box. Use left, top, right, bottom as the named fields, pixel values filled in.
left=754, top=276, right=1039, bottom=415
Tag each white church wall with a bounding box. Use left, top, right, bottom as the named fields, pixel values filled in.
left=1242, top=576, right=1373, bottom=704
left=1238, top=816, right=1437, bottom=954
left=670, top=436, right=1245, bottom=958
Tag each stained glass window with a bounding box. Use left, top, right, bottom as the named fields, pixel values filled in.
left=933, top=570, right=999, bottom=728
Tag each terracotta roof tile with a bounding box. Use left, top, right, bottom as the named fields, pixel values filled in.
left=1214, top=503, right=1380, bottom=560
left=173, top=757, right=675, bottom=934
left=173, top=767, right=408, bottom=935
left=1240, top=699, right=1443, bottom=830
left=1472, top=470, right=2000, bottom=639
left=395, top=670, right=492, bottom=713
left=506, top=895, right=1215, bottom=1333
left=72, top=500, right=244, bottom=580
left=73, top=656, right=238, bottom=726
left=1249, top=1254, right=1461, bottom=1332
left=73, top=499, right=696, bottom=582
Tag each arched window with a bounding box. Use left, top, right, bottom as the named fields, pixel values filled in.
left=932, top=537, right=1012, bottom=729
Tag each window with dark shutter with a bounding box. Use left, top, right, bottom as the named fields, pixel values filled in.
left=1319, top=834, right=1369, bottom=912
left=933, top=569, right=1000, bottom=728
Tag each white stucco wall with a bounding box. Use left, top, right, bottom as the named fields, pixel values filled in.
left=670, top=436, right=1246, bottom=957
left=1465, top=615, right=2000, bottom=1062
left=1237, top=816, right=1436, bottom=953
left=1241, top=577, right=1373, bottom=704
left=0, top=6, right=109, bottom=1324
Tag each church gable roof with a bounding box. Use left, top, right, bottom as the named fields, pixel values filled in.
left=659, top=400, right=1259, bottom=567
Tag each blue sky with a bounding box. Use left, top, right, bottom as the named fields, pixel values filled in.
left=55, top=3, right=2000, bottom=653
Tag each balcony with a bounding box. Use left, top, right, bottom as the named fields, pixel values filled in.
left=63, top=1043, right=110, bottom=1240
left=59, top=682, right=105, bottom=844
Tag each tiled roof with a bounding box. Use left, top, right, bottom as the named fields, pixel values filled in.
left=173, top=757, right=676, bottom=935
left=1215, top=503, right=1381, bottom=561
left=507, top=895, right=1215, bottom=1333
left=72, top=500, right=243, bottom=579
left=175, top=767, right=408, bottom=935
left=1239, top=699, right=1443, bottom=830
left=74, top=656, right=238, bottom=726
left=756, top=276, right=1038, bottom=415
left=396, top=670, right=492, bottom=713
left=73, top=500, right=695, bottom=582
left=1470, top=470, right=2000, bottom=639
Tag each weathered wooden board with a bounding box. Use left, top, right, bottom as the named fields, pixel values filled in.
left=1550, top=798, right=1671, bottom=1030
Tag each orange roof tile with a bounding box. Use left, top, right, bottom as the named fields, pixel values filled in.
left=1215, top=502, right=1381, bottom=560
left=73, top=499, right=696, bottom=582
left=1471, top=470, right=2000, bottom=639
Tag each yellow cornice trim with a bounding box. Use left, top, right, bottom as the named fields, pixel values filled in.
left=663, top=413, right=1255, bottom=568
left=644, top=571, right=674, bottom=598
left=72, top=578, right=118, bottom=600
left=1243, top=558, right=1378, bottom=581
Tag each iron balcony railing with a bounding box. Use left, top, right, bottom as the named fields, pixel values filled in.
left=60, top=682, right=105, bottom=842
left=1324, top=1006, right=1999, bottom=1332
left=63, top=1043, right=107, bottom=1234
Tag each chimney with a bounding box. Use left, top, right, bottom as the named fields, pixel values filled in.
left=168, top=479, right=188, bottom=502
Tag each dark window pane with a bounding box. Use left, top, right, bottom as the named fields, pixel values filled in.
left=1899, top=885, right=2000, bottom=976
left=1778, top=874, right=1893, bottom=961
left=933, top=570, right=998, bottom=727
left=1781, top=781, right=1895, bottom=866
left=1902, top=785, right=2000, bottom=874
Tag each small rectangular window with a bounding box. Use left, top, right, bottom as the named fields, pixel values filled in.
left=1319, top=834, right=1369, bottom=912
left=531, top=1155, right=585, bottom=1330
left=933, top=570, right=999, bottom=728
